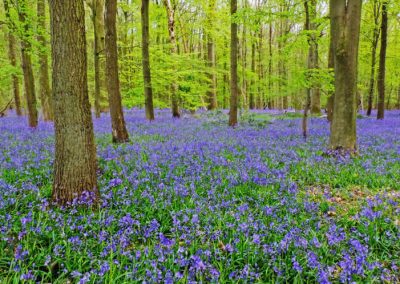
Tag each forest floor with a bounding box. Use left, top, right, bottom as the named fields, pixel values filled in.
left=0, top=110, right=399, bottom=283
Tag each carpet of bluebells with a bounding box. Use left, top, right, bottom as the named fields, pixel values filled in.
left=0, top=109, right=399, bottom=283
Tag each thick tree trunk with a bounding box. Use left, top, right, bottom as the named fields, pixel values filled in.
left=163, top=0, right=180, bottom=117
left=37, top=0, right=53, bottom=121
left=49, top=0, right=99, bottom=205
left=18, top=1, right=38, bottom=127
left=141, top=0, right=155, bottom=120
left=377, top=1, right=388, bottom=120
left=105, top=0, right=130, bottom=142
left=229, top=0, right=238, bottom=126
left=3, top=0, right=22, bottom=116
left=366, top=0, right=380, bottom=116
left=329, top=0, right=362, bottom=152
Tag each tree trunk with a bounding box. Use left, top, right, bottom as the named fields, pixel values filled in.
left=377, top=1, right=388, bottom=120
left=326, top=35, right=334, bottom=122
left=229, top=0, right=238, bottom=126
left=206, top=40, right=217, bottom=110
left=105, top=0, right=130, bottom=142
left=366, top=0, right=380, bottom=116
left=49, top=0, right=99, bottom=205
left=37, top=0, right=53, bottom=121
left=18, top=0, right=38, bottom=127
left=268, top=23, right=273, bottom=109
left=86, top=0, right=106, bottom=118
left=329, top=0, right=362, bottom=152
left=163, top=0, right=180, bottom=117
left=141, top=0, right=155, bottom=120
left=250, top=38, right=256, bottom=109
left=307, top=0, right=321, bottom=115
left=3, top=0, right=22, bottom=116
left=257, top=26, right=264, bottom=109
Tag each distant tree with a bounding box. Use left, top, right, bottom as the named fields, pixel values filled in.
left=37, top=0, right=52, bottom=121
left=105, top=0, right=130, bottom=142
left=141, top=0, right=155, bottom=120
left=229, top=0, right=238, bottom=127
left=162, top=0, right=180, bottom=118
left=329, top=0, right=362, bottom=152
left=18, top=0, right=38, bottom=127
left=86, top=0, right=105, bottom=118
left=49, top=0, right=99, bottom=205
left=366, top=0, right=381, bottom=116
left=377, top=0, right=388, bottom=120
left=206, top=0, right=217, bottom=110
left=2, top=0, right=21, bottom=116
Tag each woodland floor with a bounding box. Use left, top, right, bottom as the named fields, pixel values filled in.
left=0, top=109, right=399, bottom=283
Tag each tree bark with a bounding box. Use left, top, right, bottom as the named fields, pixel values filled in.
left=329, top=0, right=362, bottom=152
left=37, top=0, right=53, bottom=121
left=229, top=0, right=238, bottom=126
left=49, top=0, right=99, bottom=205
left=377, top=1, right=388, bottom=120
left=87, top=0, right=105, bottom=118
left=18, top=0, right=38, bottom=127
left=141, top=0, right=155, bottom=120
left=105, top=0, right=130, bottom=142
left=163, top=0, right=180, bottom=117
left=307, top=0, right=321, bottom=114
left=3, top=0, right=22, bottom=116
left=366, top=0, right=380, bottom=116
left=250, top=38, right=256, bottom=110
left=206, top=0, right=217, bottom=110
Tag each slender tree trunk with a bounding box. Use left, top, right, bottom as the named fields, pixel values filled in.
left=268, top=24, right=273, bottom=109
left=366, top=0, right=380, bottom=116
left=206, top=0, right=217, bottom=110
left=37, top=0, right=52, bottom=121
left=18, top=0, right=38, bottom=127
left=250, top=37, right=256, bottom=109
left=377, top=1, right=388, bottom=120
left=3, top=0, right=22, bottom=116
left=163, top=0, right=180, bottom=117
left=49, top=0, right=99, bottom=205
left=229, top=0, right=238, bottom=126
left=329, top=0, right=362, bottom=152
left=141, top=0, right=155, bottom=120
left=206, top=40, right=217, bottom=110
left=86, top=0, right=105, bottom=118
left=257, top=26, right=264, bottom=109
left=307, top=0, right=320, bottom=114
left=105, top=0, right=130, bottom=142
